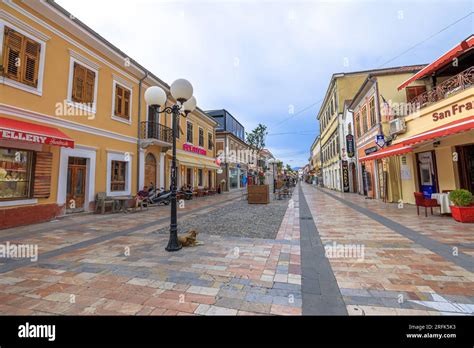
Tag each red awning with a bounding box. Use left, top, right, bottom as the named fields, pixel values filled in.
left=402, top=115, right=474, bottom=146
left=359, top=143, right=413, bottom=162
left=397, top=35, right=474, bottom=91
left=0, top=117, right=74, bottom=148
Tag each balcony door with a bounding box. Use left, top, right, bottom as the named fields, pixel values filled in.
left=147, top=106, right=161, bottom=138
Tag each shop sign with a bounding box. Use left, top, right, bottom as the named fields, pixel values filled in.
left=346, top=134, right=355, bottom=158
left=342, top=160, right=349, bottom=192
left=183, top=144, right=206, bottom=156
left=217, top=169, right=223, bottom=174
left=0, top=130, right=73, bottom=148
left=375, top=134, right=385, bottom=148
left=364, top=146, right=378, bottom=155
left=432, top=100, right=473, bottom=122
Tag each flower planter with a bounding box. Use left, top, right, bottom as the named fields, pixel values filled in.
left=450, top=205, right=474, bottom=223
left=248, top=184, right=269, bottom=204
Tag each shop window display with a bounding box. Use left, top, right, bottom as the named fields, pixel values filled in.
left=0, top=148, right=33, bottom=200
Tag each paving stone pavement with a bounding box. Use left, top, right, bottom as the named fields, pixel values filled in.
left=0, top=189, right=302, bottom=316
left=302, top=184, right=474, bottom=316
left=1, top=183, right=472, bottom=316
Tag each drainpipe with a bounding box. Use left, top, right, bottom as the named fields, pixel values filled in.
left=137, top=71, right=149, bottom=192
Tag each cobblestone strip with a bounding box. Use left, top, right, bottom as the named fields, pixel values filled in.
left=298, top=184, right=347, bottom=315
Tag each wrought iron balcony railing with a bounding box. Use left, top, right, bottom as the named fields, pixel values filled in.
left=409, top=66, right=473, bottom=109
left=140, top=121, right=173, bottom=144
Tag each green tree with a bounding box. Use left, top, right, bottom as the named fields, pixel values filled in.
left=246, top=124, right=268, bottom=152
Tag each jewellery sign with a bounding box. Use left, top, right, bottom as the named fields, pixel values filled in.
left=0, top=129, right=74, bottom=148
left=346, top=134, right=355, bottom=158
left=342, top=160, right=350, bottom=192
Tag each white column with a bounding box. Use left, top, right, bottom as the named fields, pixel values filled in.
left=159, top=152, right=165, bottom=189
left=139, top=149, right=145, bottom=190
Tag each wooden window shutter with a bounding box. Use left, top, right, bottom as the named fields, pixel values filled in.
left=124, top=89, right=130, bottom=117
left=72, top=63, right=85, bottom=102
left=84, top=69, right=95, bottom=104
left=22, top=38, right=40, bottom=87
left=115, top=85, right=123, bottom=116
left=33, top=152, right=53, bottom=198
left=3, top=27, right=23, bottom=81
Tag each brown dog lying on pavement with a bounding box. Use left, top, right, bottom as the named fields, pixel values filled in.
left=178, top=230, right=203, bottom=247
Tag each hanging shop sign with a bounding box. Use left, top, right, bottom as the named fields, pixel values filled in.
left=365, top=146, right=378, bottom=155
left=342, top=160, right=350, bottom=192
left=375, top=134, right=385, bottom=148
left=183, top=144, right=206, bottom=156
left=346, top=134, right=355, bottom=158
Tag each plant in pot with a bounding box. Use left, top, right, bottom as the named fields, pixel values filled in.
left=449, top=189, right=474, bottom=223
left=258, top=171, right=266, bottom=185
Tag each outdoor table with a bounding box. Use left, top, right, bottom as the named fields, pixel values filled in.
left=431, top=193, right=452, bottom=214
left=113, top=196, right=131, bottom=213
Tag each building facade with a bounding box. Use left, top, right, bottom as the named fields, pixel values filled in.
left=207, top=109, right=250, bottom=191
left=387, top=36, right=473, bottom=204
left=350, top=66, right=426, bottom=201
left=309, top=136, right=321, bottom=185
left=341, top=101, right=357, bottom=193
left=0, top=0, right=217, bottom=229
left=317, top=71, right=370, bottom=191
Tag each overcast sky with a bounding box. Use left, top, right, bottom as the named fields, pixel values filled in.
left=57, top=0, right=473, bottom=168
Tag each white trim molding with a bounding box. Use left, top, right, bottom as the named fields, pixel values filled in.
left=0, top=104, right=138, bottom=145
left=66, top=54, right=100, bottom=115
left=57, top=146, right=97, bottom=210
left=139, top=148, right=145, bottom=189
left=0, top=199, right=38, bottom=208
left=106, top=151, right=132, bottom=197
left=111, top=80, right=133, bottom=125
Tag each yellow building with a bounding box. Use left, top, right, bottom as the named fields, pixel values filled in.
left=365, top=36, right=473, bottom=205
left=0, top=0, right=217, bottom=228
left=309, top=136, right=321, bottom=185
left=317, top=70, right=369, bottom=190
left=350, top=65, right=426, bottom=202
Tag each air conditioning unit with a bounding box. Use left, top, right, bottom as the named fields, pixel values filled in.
left=389, top=118, right=406, bottom=135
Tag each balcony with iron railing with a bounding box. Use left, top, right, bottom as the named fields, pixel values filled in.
left=140, top=121, right=173, bottom=148
left=408, top=66, right=473, bottom=110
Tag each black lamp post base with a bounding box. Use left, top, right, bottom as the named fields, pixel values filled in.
left=165, top=243, right=182, bottom=252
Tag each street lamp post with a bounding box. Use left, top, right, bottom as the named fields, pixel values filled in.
left=269, top=159, right=277, bottom=193
left=145, top=79, right=197, bottom=252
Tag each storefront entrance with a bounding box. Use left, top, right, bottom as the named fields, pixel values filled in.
left=416, top=151, right=439, bottom=197
left=361, top=164, right=368, bottom=196
left=66, top=157, right=87, bottom=213
left=457, top=144, right=474, bottom=193
left=350, top=162, right=357, bottom=193
left=186, top=168, right=192, bottom=186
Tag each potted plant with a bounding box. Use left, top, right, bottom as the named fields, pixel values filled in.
left=449, top=189, right=474, bottom=223
left=258, top=171, right=266, bottom=185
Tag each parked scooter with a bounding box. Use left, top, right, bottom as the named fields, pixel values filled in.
left=148, top=186, right=171, bottom=205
